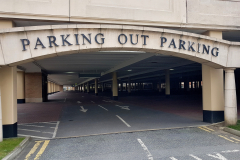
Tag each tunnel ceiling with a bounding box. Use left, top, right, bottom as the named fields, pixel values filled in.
left=18, top=51, right=201, bottom=86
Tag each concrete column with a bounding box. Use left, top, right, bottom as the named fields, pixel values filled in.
left=60, top=85, right=63, bottom=92
left=0, top=66, right=17, bottom=138
left=128, top=77, right=131, bottom=94
left=51, top=82, right=54, bottom=94
left=224, top=68, right=237, bottom=125
left=25, top=73, right=48, bottom=102
left=17, top=71, right=25, bottom=103
left=202, top=64, right=224, bottom=123
left=83, top=84, right=85, bottom=92
left=95, top=79, right=98, bottom=96
left=87, top=82, right=90, bottom=93
left=165, top=69, right=170, bottom=98
left=159, top=79, right=162, bottom=92
left=102, top=83, right=104, bottom=92
left=112, top=72, right=118, bottom=100
left=47, top=81, right=50, bottom=94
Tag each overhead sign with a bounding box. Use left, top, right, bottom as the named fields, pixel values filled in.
left=20, top=33, right=219, bottom=57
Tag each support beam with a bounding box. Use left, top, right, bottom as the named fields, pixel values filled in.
left=128, top=77, right=131, bottom=94
left=112, top=72, right=118, bottom=100
left=95, top=78, right=98, bottom=96
left=0, top=66, right=17, bottom=138
left=101, top=53, right=155, bottom=76
left=202, top=64, right=224, bottom=123
left=224, top=68, right=237, bottom=125
left=165, top=69, right=170, bottom=98
left=17, top=71, right=25, bottom=103
left=87, top=82, right=90, bottom=93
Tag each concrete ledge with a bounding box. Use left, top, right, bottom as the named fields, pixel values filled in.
left=223, top=127, right=240, bottom=137
left=2, top=137, right=31, bottom=160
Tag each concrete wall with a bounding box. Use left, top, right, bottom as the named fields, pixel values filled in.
left=0, top=0, right=239, bottom=30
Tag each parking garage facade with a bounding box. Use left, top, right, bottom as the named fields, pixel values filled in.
left=0, top=0, right=240, bottom=140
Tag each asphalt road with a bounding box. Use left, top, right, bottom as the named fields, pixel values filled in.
left=16, top=126, right=240, bottom=160
left=15, top=91, right=240, bottom=160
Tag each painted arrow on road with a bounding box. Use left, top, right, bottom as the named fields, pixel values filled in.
left=80, top=106, right=88, bottom=113
left=77, top=101, right=82, bottom=103
left=116, top=105, right=130, bottom=110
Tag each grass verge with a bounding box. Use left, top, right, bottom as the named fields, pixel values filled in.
left=0, top=137, right=25, bottom=159
left=228, top=120, right=240, bottom=131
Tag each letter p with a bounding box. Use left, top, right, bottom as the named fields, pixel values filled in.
left=20, top=39, right=30, bottom=51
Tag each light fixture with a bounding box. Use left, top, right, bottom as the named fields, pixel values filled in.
left=170, top=69, right=174, bottom=70
left=127, top=69, right=132, bottom=71
left=66, top=72, right=75, bottom=73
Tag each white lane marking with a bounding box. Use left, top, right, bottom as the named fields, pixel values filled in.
left=116, top=105, right=130, bottom=110
left=116, top=115, right=131, bottom=127
left=137, top=139, right=153, bottom=160
left=207, top=153, right=227, bottom=160
left=18, top=134, right=50, bottom=139
left=98, top=105, right=108, bottom=111
left=52, top=121, right=60, bottom=138
left=102, top=100, right=112, bottom=103
left=189, top=154, right=202, bottom=160
left=77, top=101, right=81, bottom=104
left=169, top=157, right=178, bottom=160
left=222, top=150, right=239, bottom=153
left=50, top=127, right=55, bottom=129
left=39, top=122, right=57, bottom=125
left=80, top=106, right=88, bottom=113
left=18, top=129, right=40, bottom=132
left=91, top=101, right=95, bottom=103
left=42, top=132, right=54, bottom=134
left=18, top=125, right=44, bottom=128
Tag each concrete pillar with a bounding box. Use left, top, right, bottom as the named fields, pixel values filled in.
left=128, top=77, right=131, bottom=94
left=83, top=84, right=85, bottom=92
left=159, top=79, right=162, bottom=92
left=60, top=85, right=63, bottom=92
left=25, top=73, right=48, bottom=102
left=47, top=81, right=50, bottom=94
left=102, top=83, right=104, bottom=92
left=165, top=69, right=170, bottom=98
left=95, top=79, right=98, bottom=96
left=0, top=66, right=17, bottom=138
left=112, top=72, right=118, bottom=100
left=224, top=68, right=237, bottom=125
left=51, top=82, right=54, bottom=93
left=87, top=82, right=90, bottom=93
left=17, top=71, right=25, bottom=103
left=202, top=64, right=224, bottom=123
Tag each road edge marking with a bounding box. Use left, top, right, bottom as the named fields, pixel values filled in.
left=34, top=140, right=50, bottom=160
left=116, top=115, right=131, bottom=127
left=52, top=121, right=60, bottom=138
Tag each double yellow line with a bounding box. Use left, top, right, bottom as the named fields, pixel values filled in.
left=25, top=140, right=50, bottom=160
left=198, top=126, right=240, bottom=143
left=198, top=126, right=214, bottom=133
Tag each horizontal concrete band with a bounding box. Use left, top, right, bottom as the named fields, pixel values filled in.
left=3, top=122, right=17, bottom=138
left=203, top=110, right=224, bottom=123
left=17, top=99, right=25, bottom=104
left=0, top=25, right=239, bottom=69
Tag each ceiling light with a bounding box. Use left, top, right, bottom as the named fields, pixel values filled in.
left=66, top=72, right=75, bottom=73
left=127, top=69, right=132, bottom=71
left=170, top=69, right=174, bottom=70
